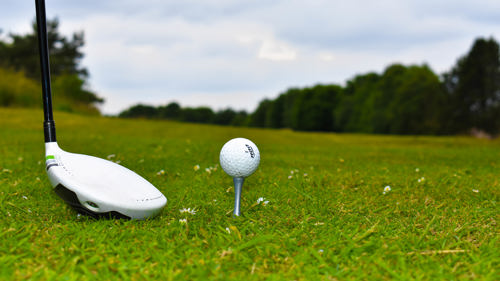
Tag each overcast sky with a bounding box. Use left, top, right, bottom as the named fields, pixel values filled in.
left=2, top=0, right=500, bottom=114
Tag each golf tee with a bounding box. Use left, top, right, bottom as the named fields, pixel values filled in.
left=233, top=177, right=244, bottom=217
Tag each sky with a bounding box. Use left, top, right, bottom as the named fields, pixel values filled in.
left=2, top=0, right=500, bottom=115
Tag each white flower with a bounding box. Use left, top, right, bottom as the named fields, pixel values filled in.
left=157, top=169, right=165, bottom=175
left=288, top=175, right=293, bottom=179
left=225, top=227, right=231, bottom=234
left=383, top=185, right=391, bottom=195
left=205, top=168, right=211, bottom=174
left=418, top=177, right=425, bottom=183
left=472, top=189, right=479, bottom=193
left=179, top=218, right=187, bottom=224
left=22, top=196, right=28, bottom=200
left=415, top=168, right=420, bottom=172
left=179, top=208, right=196, bottom=215
left=318, top=249, right=324, bottom=253
left=193, top=164, right=200, bottom=171
left=257, top=197, right=269, bottom=205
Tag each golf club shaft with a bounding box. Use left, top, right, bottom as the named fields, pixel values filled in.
left=35, top=0, right=56, bottom=142
left=233, top=177, right=244, bottom=216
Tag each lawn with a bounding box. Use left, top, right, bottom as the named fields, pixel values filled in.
left=0, top=108, right=498, bottom=280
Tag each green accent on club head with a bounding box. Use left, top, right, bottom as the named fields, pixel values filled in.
left=46, top=155, right=55, bottom=160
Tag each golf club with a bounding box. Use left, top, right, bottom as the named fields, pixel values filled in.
left=35, top=0, right=167, bottom=219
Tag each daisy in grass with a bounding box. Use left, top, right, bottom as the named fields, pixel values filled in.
left=383, top=185, right=391, bottom=195
left=179, top=208, right=197, bottom=215
left=257, top=197, right=269, bottom=206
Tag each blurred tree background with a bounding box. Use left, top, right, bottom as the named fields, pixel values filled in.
left=119, top=37, right=500, bottom=137
left=0, top=18, right=103, bottom=114
left=1, top=18, right=499, bottom=136
left=443, top=38, right=500, bottom=135
left=119, top=103, right=249, bottom=127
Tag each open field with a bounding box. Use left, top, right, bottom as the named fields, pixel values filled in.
left=0, top=108, right=498, bottom=280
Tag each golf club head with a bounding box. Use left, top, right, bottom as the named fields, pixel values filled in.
left=45, top=142, right=167, bottom=219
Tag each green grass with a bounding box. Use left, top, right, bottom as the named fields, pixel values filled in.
left=0, top=107, right=498, bottom=280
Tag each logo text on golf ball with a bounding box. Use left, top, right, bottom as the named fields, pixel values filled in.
left=245, top=144, right=255, bottom=158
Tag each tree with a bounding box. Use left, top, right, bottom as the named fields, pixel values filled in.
left=443, top=37, right=500, bottom=135
left=0, top=18, right=87, bottom=80
left=158, top=102, right=181, bottom=119
left=335, top=72, right=380, bottom=132
left=213, top=108, right=237, bottom=125
left=266, top=94, right=285, bottom=128
left=0, top=18, right=102, bottom=113
left=181, top=107, right=214, bottom=123
left=118, top=104, right=158, bottom=118
left=261, top=88, right=301, bottom=129
left=52, top=74, right=103, bottom=104
left=231, top=111, right=249, bottom=126
left=291, top=85, right=342, bottom=131
left=385, top=65, right=447, bottom=134
left=337, top=64, right=447, bottom=135
left=249, top=99, right=272, bottom=127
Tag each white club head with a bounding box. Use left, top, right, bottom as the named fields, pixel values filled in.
left=45, top=142, right=167, bottom=219
left=35, top=0, right=166, bottom=220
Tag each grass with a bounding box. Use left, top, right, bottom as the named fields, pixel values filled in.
left=0, top=107, right=498, bottom=280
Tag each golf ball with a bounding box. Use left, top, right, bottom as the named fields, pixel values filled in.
left=220, top=138, right=260, bottom=178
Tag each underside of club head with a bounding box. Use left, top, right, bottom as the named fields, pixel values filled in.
left=45, top=142, right=167, bottom=219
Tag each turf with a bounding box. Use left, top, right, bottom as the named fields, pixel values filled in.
left=0, top=108, right=498, bottom=280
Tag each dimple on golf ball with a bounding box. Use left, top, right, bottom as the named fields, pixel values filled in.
left=220, top=138, right=260, bottom=178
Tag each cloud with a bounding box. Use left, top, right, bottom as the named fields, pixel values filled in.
left=257, top=38, right=297, bottom=61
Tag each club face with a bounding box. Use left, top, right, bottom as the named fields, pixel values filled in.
left=45, top=142, right=167, bottom=219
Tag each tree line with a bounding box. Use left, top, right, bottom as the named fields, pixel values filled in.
left=119, top=103, right=250, bottom=126
left=120, top=37, right=500, bottom=136
left=1, top=19, right=498, bottom=136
